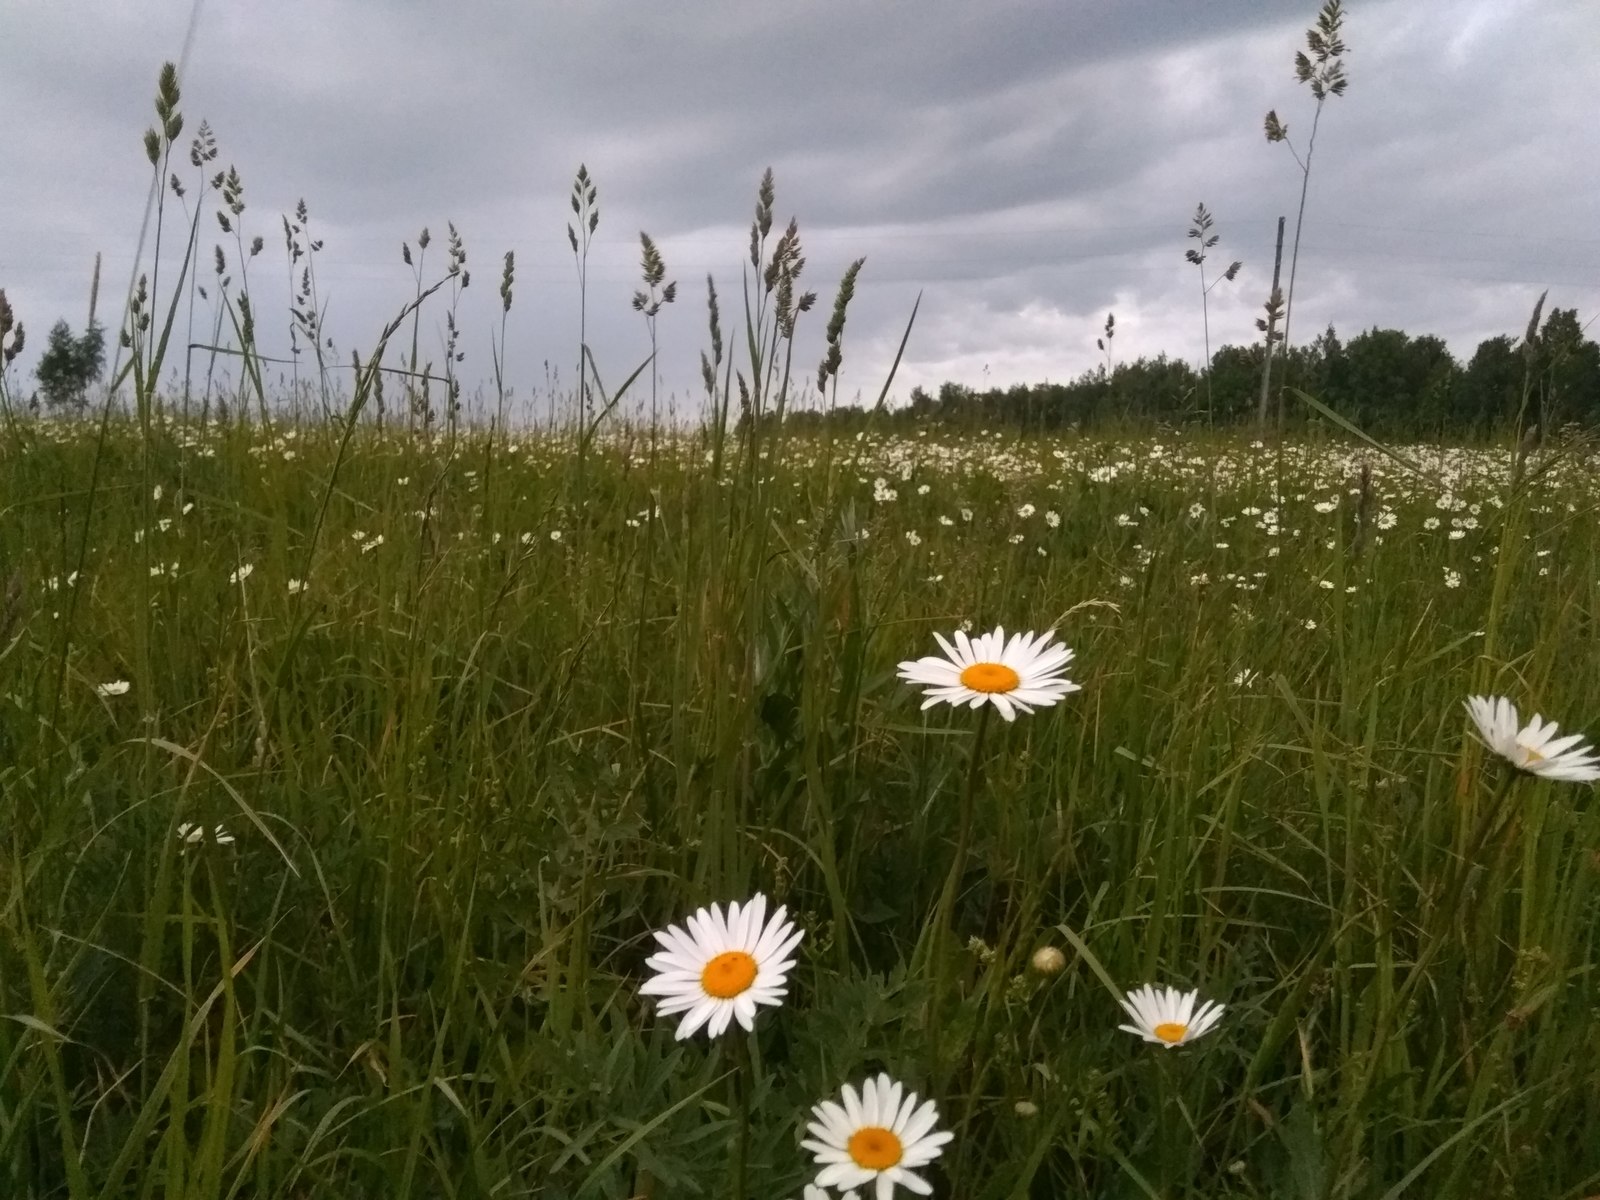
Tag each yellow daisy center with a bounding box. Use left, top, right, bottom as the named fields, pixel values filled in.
left=1153, top=1021, right=1188, bottom=1044
left=847, top=1126, right=903, bottom=1171
left=959, top=662, right=1020, bottom=693
left=700, top=950, right=758, bottom=998
left=1517, top=744, right=1545, bottom=765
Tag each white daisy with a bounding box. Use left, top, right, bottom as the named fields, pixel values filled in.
left=1464, top=695, right=1600, bottom=782
left=896, top=626, right=1079, bottom=722
left=802, top=1072, right=953, bottom=1199
left=1118, top=984, right=1225, bottom=1049
left=639, top=894, right=803, bottom=1040
left=95, top=680, right=131, bottom=697
left=176, top=822, right=236, bottom=846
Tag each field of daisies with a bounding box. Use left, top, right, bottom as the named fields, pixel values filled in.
left=3, top=415, right=1599, bottom=1199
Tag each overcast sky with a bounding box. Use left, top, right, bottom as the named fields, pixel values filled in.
left=3, top=0, right=1597, bottom=422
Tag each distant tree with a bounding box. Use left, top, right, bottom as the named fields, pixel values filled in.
left=1403, top=335, right=1458, bottom=432
left=1334, top=328, right=1454, bottom=433
left=1303, top=323, right=1345, bottom=399
left=1112, top=354, right=1202, bottom=423
left=1208, top=344, right=1267, bottom=420
left=1456, top=335, right=1523, bottom=434
left=798, top=305, right=1592, bottom=440
left=937, top=381, right=976, bottom=417
left=1532, top=307, right=1600, bottom=429
left=35, top=319, right=105, bottom=412
left=81, top=321, right=105, bottom=386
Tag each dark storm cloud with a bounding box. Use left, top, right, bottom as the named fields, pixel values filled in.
left=2, top=0, right=1595, bottom=417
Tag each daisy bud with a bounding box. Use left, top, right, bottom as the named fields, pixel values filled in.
left=1030, top=945, right=1067, bottom=975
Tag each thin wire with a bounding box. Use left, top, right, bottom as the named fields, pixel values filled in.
left=107, top=0, right=206, bottom=390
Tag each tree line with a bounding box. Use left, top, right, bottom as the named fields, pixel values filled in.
left=785, top=307, right=1599, bottom=440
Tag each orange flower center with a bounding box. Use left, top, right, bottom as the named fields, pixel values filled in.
left=959, top=662, right=1020, bottom=693
left=1153, top=1021, right=1188, bottom=1044
left=847, top=1126, right=904, bottom=1170
left=700, top=950, right=758, bottom=998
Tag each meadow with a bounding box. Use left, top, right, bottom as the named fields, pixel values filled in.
left=3, top=44, right=1600, bottom=1198
left=3, top=407, right=1599, bottom=1198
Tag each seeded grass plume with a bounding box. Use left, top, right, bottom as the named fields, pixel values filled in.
left=1185, top=201, right=1243, bottom=424
left=1264, top=0, right=1350, bottom=410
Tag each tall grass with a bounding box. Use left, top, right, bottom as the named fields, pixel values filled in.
left=2, top=59, right=1600, bottom=1200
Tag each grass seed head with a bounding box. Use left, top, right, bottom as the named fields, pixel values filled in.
left=155, top=61, right=182, bottom=139
left=639, top=232, right=665, bottom=287
left=1294, top=0, right=1350, bottom=101
left=0, top=290, right=19, bottom=363
left=1522, top=289, right=1548, bottom=361
left=816, top=257, right=865, bottom=393
left=756, top=167, right=774, bottom=238
left=447, top=222, right=466, bottom=274
left=189, top=120, right=217, bottom=168
left=705, top=273, right=722, bottom=366
left=500, top=250, right=515, bottom=312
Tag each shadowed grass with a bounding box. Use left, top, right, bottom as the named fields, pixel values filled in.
left=3, top=410, right=1600, bottom=1198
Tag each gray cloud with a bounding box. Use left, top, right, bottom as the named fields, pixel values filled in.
left=3, top=0, right=1596, bottom=420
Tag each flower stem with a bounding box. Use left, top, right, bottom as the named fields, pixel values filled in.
left=1446, top=767, right=1520, bottom=924
left=729, top=1033, right=751, bottom=1200
left=929, top=705, right=992, bottom=1080
left=1155, top=1051, right=1175, bottom=1194
left=1152, top=1051, right=1200, bottom=1195
left=1442, top=766, right=1522, bottom=947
